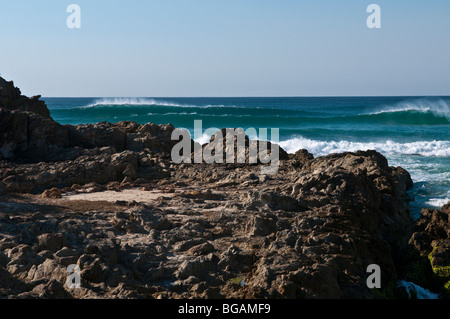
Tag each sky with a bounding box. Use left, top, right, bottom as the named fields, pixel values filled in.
left=1, top=0, right=449, bottom=97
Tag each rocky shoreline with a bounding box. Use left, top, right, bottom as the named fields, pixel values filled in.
left=1, top=77, right=449, bottom=299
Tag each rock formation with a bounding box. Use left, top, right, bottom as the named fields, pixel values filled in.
left=0, top=77, right=50, bottom=118
left=401, top=204, right=450, bottom=298
left=0, top=75, right=447, bottom=299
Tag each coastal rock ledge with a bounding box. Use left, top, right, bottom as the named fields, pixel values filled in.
left=0, top=76, right=444, bottom=299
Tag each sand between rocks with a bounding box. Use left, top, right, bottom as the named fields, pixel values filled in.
left=63, top=189, right=174, bottom=203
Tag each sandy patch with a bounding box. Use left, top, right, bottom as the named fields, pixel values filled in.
left=63, top=188, right=174, bottom=203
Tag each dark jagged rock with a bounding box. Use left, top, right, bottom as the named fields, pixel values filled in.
left=289, top=148, right=314, bottom=165
left=401, top=203, right=450, bottom=297
left=0, top=75, right=433, bottom=300
left=0, top=76, right=179, bottom=163
left=68, top=121, right=176, bottom=155
left=202, top=127, right=290, bottom=163
left=409, top=203, right=450, bottom=256
left=0, top=77, right=50, bottom=118
left=0, top=149, right=416, bottom=299
left=0, top=76, right=71, bottom=162
left=0, top=76, right=177, bottom=189
left=0, top=110, right=178, bottom=163
left=0, top=108, right=72, bottom=161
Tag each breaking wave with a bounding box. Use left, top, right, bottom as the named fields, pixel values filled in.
left=364, top=98, right=450, bottom=123
left=81, top=98, right=250, bottom=109
left=83, top=98, right=192, bottom=108
left=278, top=137, right=450, bottom=157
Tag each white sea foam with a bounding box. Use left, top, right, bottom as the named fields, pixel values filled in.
left=83, top=98, right=191, bottom=108
left=147, top=112, right=199, bottom=116
left=400, top=169, right=450, bottom=183
left=194, top=132, right=212, bottom=145
left=277, top=137, right=450, bottom=157
left=82, top=98, right=247, bottom=109
left=145, top=112, right=253, bottom=117
left=368, top=98, right=450, bottom=120
left=193, top=130, right=261, bottom=145
left=425, top=197, right=450, bottom=208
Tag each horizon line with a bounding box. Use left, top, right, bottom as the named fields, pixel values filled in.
left=41, top=94, right=450, bottom=99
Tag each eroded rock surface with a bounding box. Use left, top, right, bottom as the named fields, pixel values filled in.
left=1, top=75, right=436, bottom=299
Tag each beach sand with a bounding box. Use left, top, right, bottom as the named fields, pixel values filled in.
left=63, top=188, right=175, bottom=203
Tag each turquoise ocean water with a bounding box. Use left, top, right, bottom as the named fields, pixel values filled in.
left=46, top=96, right=450, bottom=219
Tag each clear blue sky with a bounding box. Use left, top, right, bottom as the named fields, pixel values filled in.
left=1, top=0, right=449, bottom=97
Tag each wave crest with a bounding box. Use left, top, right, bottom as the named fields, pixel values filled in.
left=278, top=137, right=450, bottom=157
left=83, top=98, right=190, bottom=108
left=368, top=98, right=450, bottom=120
left=81, top=98, right=250, bottom=109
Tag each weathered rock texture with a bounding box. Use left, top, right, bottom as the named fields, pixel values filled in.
left=0, top=77, right=50, bottom=118
left=0, top=75, right=443, bottom=299
left=402, top=204, right=450, bottom=297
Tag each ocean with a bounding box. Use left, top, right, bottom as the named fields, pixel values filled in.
left=45, top=96, right=450, bottom=220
